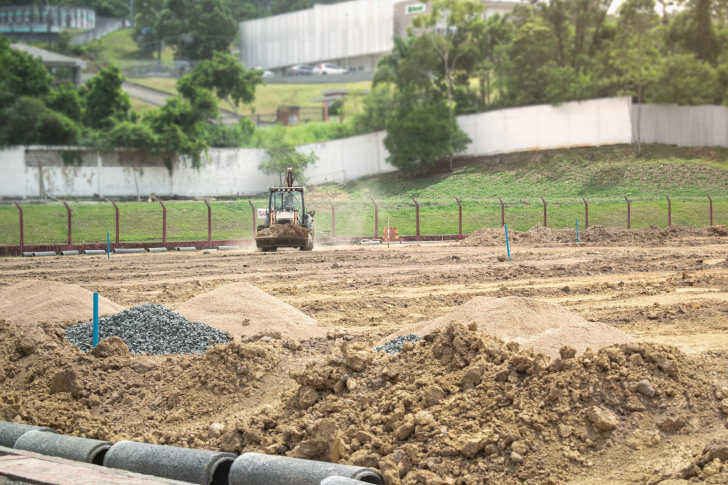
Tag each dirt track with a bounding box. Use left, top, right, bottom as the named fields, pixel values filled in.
left=1, top=237, right=728, bottom=484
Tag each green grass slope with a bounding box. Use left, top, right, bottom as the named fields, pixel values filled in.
left=2, top=144, right=727, bottom=246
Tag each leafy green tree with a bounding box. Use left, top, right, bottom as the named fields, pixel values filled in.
left=144, top=86, right=218, bottom=168
left=383, top=95, right=470, bottom=175
left=158, top=0, right=236, bottom=60
left=667, top=0, right=720, bottom=62
left=473, top=14, right=513, bottom=109
left=83, top=66, right=131, bottom=129
left=411, top=0, right=484, bottom=171
left=0, top=97, right=79, bottom=146
left=0, top=35, right=53, bottom=107
left=106, top=121, right=159, bottom=152
left=648, top=54, right=720, bottom=104
left=258, top=128, right=318, bottom=185
left=45, top=84, right=84, bottom=122
left=350, top=87, right=395, bottom=134
left=177, top=52, right=263, bottom=114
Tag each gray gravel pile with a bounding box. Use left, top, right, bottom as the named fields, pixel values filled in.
left=65, top=304, right=229, bottom=355
left=373, top=333, right=421, bottom=354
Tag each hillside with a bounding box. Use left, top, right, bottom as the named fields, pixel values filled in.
left=1, top=144, right=727, bottom=245
left=127, top=77, right=372, bottom=119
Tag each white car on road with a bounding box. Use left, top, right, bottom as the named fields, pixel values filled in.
left=312, top=63, right=348, bottom=75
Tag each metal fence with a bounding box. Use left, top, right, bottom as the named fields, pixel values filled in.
left=2, top=195, right=726, bottom=256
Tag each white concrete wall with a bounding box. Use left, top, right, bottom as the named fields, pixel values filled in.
left=632, top=104, right=728, bottom=147
left=458, top=97, right=633, bottom=156
left=0, top=148, right=26, bottom=198
left=302, top=131, right=393, bottom=184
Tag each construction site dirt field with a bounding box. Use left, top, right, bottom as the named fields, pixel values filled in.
left=2, top=231, right=728, bottom=484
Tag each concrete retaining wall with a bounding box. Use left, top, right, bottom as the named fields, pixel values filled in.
left=3, top=96, right=722, bottom=200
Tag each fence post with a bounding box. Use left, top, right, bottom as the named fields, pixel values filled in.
left=412, top=196, right=420, bottom=239
left=666, top=195, right=671, bottom=227
left=498, top=196, right=505, bottom=227
left=455, top=197, right=462, bottom=236
left=329, top=199, right=335, bottom=237
left=62, top=200, right=72, bottom=246
left=541, top=196, right=547, bottom=228
left=159, top=199, right=166, bottom=244
left=15, top=202, right=23, bottom=253
left=111, top=200, right=119, bottom=244
left=204, top=199, right=212, bottom=245
left=708, top=193, right=713, bottom=226
left=625, top=196, right=631, bottom=229
left=371, top=198, right=378, bottom=238
left=582, top=197, right=588, bottom=229
left=248, top=200, right=256, bottom=238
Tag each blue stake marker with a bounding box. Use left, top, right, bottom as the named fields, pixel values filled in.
left=505, top=224, right=511, bottom=261
left=576, top=219, right=579, bottom=242
left=107, top=231, right=110, bottom=258
left=93, top=292, right=99, bottom=347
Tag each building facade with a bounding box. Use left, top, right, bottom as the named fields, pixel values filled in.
left=239, top=0, right=521, bottom=76
left=0, top=5, right=95, bottom=33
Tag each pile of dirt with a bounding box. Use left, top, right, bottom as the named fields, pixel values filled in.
left=381, top=297, right=632, bottom=359
left=462, top=224, right=728, bottom=247
left=0, top=317, right=288, bottom=451
left=235, top=322, right=721, bottom=484
left=256, top=224, right=310, bottom=238
left=175, top=282, right=328, bottom=341
left=0, top=280, right=123, bottom=328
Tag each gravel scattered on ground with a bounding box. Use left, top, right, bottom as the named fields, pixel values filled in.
left=64, top=304, right=230, bottom=355
left=373, top=333, right=421, bottom=354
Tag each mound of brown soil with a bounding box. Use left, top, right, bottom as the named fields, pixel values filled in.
left=237, top=323, right=720, bottom=484
left=383, top=296, right=633, bottom=359
left=256, top=224, right=310, bottom=239
left=0, top=280, right=123, bottom=328
left=175, top=282, right=327, bottom=341
left=385, top=296, right=586, bottom=341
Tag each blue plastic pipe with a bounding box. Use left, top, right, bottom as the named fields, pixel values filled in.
left=93, top=292, right=99, bottom=347
left=107, top=232, right=110, bottom=258
left=576, top=219, right=579, bottom=242
left=505, top=225, right=511, bottom=261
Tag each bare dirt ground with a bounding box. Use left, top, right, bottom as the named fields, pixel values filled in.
left=1, top=236, right=728, bottom=484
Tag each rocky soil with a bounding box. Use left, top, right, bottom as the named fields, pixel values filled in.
left=1, top=232, right=728, bottom=483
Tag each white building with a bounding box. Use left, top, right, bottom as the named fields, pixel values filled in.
left=239, top=0, right=521, bottom=76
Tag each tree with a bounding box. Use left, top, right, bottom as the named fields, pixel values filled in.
left=648, top=54, right=720, bottom=104
left=618, top=0, right=658, bottom=156
left=383, top=95, right=470, bottom=175
left=411, top=0, right=484, bottom=171
left=0, top=97, right=79, bottom=146
left=258, top=128, right=318, bottom=186
left=473, top=14, right=513, bottom=109
left=83, top=66, right=131, bottom=129
left=144, top=86, right=218, bottom=168
left=0, top=35, right=53, bottom=106
left=177, top=52, right=263, bottom=114
left=158, top=0, right=237, bottom=60
left=45, top=84, right=84, bottom=122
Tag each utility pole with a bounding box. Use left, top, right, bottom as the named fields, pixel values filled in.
left=129, top=0, right=134, bottom=27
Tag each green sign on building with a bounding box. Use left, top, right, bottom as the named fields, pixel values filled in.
left=406, top=4, right=425, bottom=14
